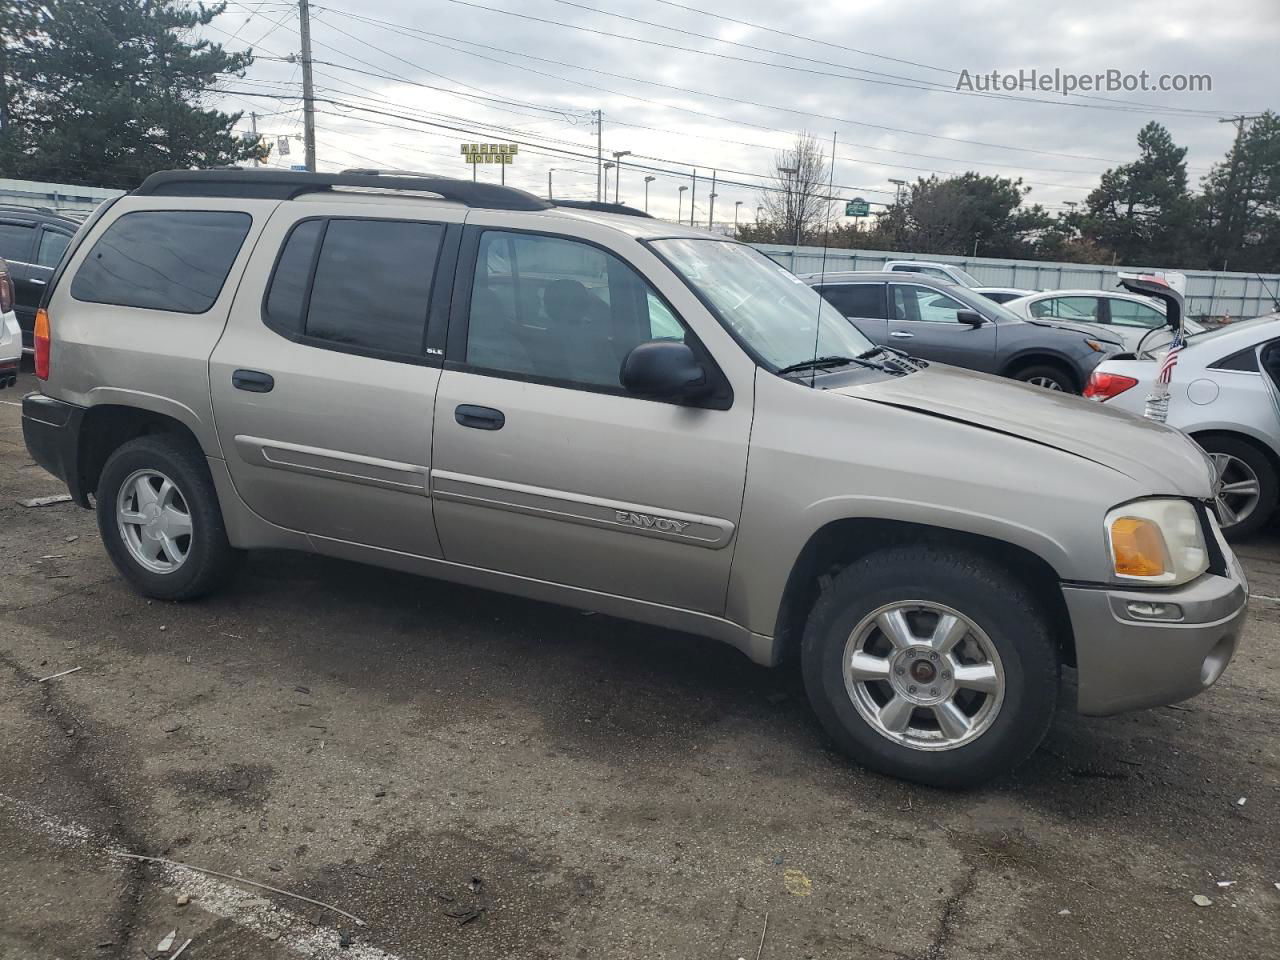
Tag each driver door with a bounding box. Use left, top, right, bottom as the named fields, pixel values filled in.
left=887, top=283, right=997, bottom=371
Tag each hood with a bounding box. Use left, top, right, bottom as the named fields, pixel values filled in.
left=1021, top=316, right=1124, bottom=347
left=832, top=363, right=1214, bottom=497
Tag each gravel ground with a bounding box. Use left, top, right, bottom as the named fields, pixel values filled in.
left=1, top=370, right=1278, bottom=960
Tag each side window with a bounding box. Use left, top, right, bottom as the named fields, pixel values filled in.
left=35, top=229, right=72, bottom=268
left=263, top=218, right=444, bottom=357
left=1208, top=346, right=1260, bottom=373
left=892, top=284, right=967, bottom=323
left=1029, top=298, right=1054, bottom=318
left=1108, top=298, right=1165, bottom=328
left=466, top=230, right=687, bottom=389
left=815, top=283, right=885, bottom=319
left=0, top=221, right=35, bottom=262
left=1049, top=296, right=1101, bottom=321
left=71, top=210, right=251, bottom=313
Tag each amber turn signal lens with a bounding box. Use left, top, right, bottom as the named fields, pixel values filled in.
left=1110, top=516, right=1167, bottom=577
left=34, top=308, right=51, bottom=381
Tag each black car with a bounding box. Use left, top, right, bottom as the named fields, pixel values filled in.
left=802, top=271, right=1123, bottom=393
left=0, top=205, right=79, bottom=352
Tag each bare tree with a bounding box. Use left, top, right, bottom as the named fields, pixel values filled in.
left=760, top=132, right=831, bottom=244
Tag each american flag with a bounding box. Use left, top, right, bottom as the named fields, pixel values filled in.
left=1157, top=333, right=1184, bottom=384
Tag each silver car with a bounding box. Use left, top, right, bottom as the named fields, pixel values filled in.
left=1087, top=314, right=1280, bottom=539
left=22, top=169, right=1248, bottom=788
left=1004, top=288, right=1206, bottom=353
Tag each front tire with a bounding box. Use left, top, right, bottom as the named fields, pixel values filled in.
left=1014, top=364, right=1075, bottom=393
left=801, top=546, right=1059, bottom=788
left=1199, top=435, right=1278, bottom=541
left=96, top=435, right=240, bottom=600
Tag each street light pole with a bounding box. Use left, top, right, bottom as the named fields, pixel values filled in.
left=677, top=185, right=688, bottom=223
left=644, top=176, right=655, bottom=213
left=778, top=165, right=799, bottom=245
left=547, top=168, right=554, bottom=200
left=603, top=161, right=615, bottom=203
left=734, top=201, right=742, bottom=230
left=612, top=150, right=631, bottom=204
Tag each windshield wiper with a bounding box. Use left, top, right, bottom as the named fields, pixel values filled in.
left=776, top=355, right=860, bottom=375
left=858, top=345, right=926, bottom=372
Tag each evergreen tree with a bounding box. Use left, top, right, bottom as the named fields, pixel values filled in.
left=0, top=0, right=263, bottom=188
left=1200, top=112, right=1280, bottom=272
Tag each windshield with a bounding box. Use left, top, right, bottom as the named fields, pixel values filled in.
left=651, top=239, right=875, bottom=371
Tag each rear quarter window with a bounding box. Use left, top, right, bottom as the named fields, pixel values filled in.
left=70, top=210, right=252, bottom=313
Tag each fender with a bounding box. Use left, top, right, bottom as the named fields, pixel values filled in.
left=83, top=387, right=221, bottom=458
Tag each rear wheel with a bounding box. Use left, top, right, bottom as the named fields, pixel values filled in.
left=1198, top=435, right=1278, bottom=541
left=801, top=546, right=1059, bottom=788
left=96, top=435, right=240, bottom=600
left=1014, top=364, right=1074, bottom=393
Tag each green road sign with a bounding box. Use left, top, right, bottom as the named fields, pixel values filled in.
left=845, top=198, right=870, bottom=217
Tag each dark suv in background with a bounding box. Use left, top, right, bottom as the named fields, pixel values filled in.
left=802, top=271, right=1123, bottom=393
left=0, top=205, right=79, bottom=352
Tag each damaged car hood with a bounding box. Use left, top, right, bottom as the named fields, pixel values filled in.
left=833, top=363, right=1214, bottom=497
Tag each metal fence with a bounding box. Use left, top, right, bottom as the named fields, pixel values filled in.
left=753, top=243, right=1280, bottom=321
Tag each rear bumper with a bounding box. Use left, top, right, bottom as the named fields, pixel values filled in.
left=22, top=392, right=90, bottom=506
left=1065, top=553, right=1249, bottom=715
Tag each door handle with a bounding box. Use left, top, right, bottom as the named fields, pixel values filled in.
left=232, top=369, right=275, bottom=393
left=890, top=331, right=915, bottom=339
left=29, top=277, right=47, bottom=285
left=455, top=404, right=505, bottom=430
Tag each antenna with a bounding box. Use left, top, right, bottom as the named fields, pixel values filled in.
left=809, top=132, right=839, bottom=387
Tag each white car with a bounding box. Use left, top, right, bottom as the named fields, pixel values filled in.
left=1, top=258, right=21, bottom=389
left=973, top=286, right=1038, bottom=304
left=1085, top=314, right=1280, bottom=539
left=1004, top=289, right=1206, bottom=353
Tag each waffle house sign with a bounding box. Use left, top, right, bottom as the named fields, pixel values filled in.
left=462, top=143, right=518, bottom=165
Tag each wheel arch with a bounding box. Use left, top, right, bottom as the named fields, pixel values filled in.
left=772, top=517, right=1076, bottom=670
left=76, top=404, right=207, bottom=505
left=1189, top=427, right=1280, bottom=474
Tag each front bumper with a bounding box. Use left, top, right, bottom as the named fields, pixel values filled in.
left=1064, top=544, right=1249, bottom=715
left=22, top=392, right=90, bottom=506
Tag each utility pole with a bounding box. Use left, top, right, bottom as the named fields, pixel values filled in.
left=250, top=112, right=259, bottom=167
left=690, top=169, right=697, bottom=227
left=644, top=176, right=655, bottom=213
left=595, top=109, right=603, bottom=202
left=707, top=170, right=717, bottom=229
left=547, top=168, right=554, bottom=200
left=298, top=0, right=317, bottom=172
left=678, top=185, right=688, bottom=223
left=734, top=201, right=742, bottom=230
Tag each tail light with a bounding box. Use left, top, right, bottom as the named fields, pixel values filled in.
left=34, top=308, right=51, bottom=380
left=0, top=262, right=13, bottom=314
left=1084, top=370, right=1138, bottom=401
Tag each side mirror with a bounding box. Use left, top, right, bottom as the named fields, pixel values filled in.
left=956, top=310, right=985, bottom=327
left=620, top=340, right=710, bottom=402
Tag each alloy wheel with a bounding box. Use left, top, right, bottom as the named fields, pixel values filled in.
left=1025, top=375, right=1064, bottom=391
left=843, top=601, right=1006, bottom=751
left=1209, top=452, right=1261, bottom=530
left=116, top=469, right=193, bottom=574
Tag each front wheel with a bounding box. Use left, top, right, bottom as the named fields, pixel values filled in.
left=1199, top=435, right=1278, bottom=541
left=1014, top=364, right=1075, bottom=393
left=801, top=546, right=1059, bottom=788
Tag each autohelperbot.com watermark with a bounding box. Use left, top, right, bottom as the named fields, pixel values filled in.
left=956, top=68, right=1212, bottom=96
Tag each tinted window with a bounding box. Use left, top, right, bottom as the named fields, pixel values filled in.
left=815, top=283, right=885, bottom=319
left=1030, top=296, right=1101, bottom=321
left=892, top=284, right=968, bottom=323
left=0, top=221, right=35, bottom=261
left=265, top=218, right=443, bottom=357
left=1108, top=298, right=1165, bottom=328
left=71, top=211, right=251, bottom=313
left=35, top=229, right=72, bottom=268
left=1209, top=346, right=1260, bottom=372
left=467, top=231, right=686, bottom=389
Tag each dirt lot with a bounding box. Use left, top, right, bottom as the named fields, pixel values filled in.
left=1, top=370, right=1278, bottom=960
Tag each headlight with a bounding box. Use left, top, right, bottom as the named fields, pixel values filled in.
left=1105, top=499, right=1208, bottom=586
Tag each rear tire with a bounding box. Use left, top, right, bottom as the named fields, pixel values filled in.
left=801, top=546, right=1059, bottom=788
left=1013, top=364, right=1075, bottom=393
left=1198, top=435, right=1278, bottom=541
left=96, top=435, right=240, bottom=600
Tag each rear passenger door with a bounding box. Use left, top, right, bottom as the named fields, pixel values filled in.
left=812, top=282, right=888, bottom=344
left=210, top=203, right=462, bottom=557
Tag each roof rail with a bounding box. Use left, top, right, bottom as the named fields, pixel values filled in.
left=553, top=199, right=653, bottom=219
left=133, top=169, right=552, bottom=211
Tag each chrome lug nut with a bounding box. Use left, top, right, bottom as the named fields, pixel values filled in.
left=929, top=652, right=939, bottom=662
left=941, top=671, right=952, bottom=681
left=908, top=685, right=917, bottom=694
left=930, top=687, right=939, bottom=696
left=895, top=666, right=906, bottom=675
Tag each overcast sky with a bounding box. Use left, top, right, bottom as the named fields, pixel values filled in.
left=205, top=0, right=1279, bottom=224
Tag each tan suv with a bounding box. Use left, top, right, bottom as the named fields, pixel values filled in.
left=22, top=170, right=1248, bottom=787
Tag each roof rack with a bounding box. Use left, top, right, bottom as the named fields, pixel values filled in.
left=553, top=199, right=653, bottom=219
left=133, top=168, right=552, bottom=211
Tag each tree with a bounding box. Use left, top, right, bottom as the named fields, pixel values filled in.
left=1200, top=112, right=1280, bottom=272
left=0, top=0, right=263, bottom=189
left=879, top=173, right=1049, bottom=258
left=757, top=132, right=832, bottom=245
left=1078, top=122, right=1194, bottom=265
